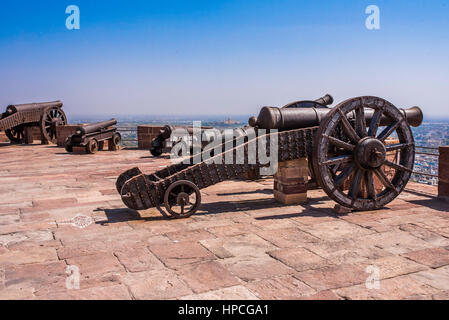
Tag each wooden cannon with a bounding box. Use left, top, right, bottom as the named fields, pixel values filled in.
left=117, top=96, right=423, bottom=218
left=65, top=119, right=121, bottom=154
left=0, top=101, right=67, bottom=144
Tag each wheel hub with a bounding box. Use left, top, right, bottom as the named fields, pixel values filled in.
left=50, top=118, right=61, bottom=132
left=355, top=137, right=386, bottom=169
left=177, top=192, right=190, bottom=206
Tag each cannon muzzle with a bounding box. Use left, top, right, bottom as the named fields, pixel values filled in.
left=314, top=94, right=334, bottom=106
left=401, top=106, right=423, bottom=128
left=76, top=119, right=117, bottom=136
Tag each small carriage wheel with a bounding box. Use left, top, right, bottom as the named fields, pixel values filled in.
left=164, top=180, right=201, bottom=218
left=65, top=138, right=73, bottom=153
left=312, top=96, right=415, bottom=211
left=40, top=107, right=68, bottom=143
left=150, top=147, right=163, bottom=157
left=5, top=125, right=25, bottom=144
left=86, top=139, right=99, bottom=154
left=112, top=133, right=122, bottom=146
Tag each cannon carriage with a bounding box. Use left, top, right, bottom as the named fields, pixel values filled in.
left=65, top=119, right=121, bottom=154
left=116, top=95, right=423, bottom=218
left=0, top=101, right=67, bottom=144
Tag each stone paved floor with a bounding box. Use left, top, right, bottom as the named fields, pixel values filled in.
left=0, top=143, right=448, bottom=300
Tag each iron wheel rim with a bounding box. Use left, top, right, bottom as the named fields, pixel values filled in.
left=164, top=180, right=201, bottom=218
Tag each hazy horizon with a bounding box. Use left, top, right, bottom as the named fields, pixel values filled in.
left=1, top=1, right=449, bottom=117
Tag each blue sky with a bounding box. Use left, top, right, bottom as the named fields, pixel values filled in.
left=0, top=0, right=448, bottom=117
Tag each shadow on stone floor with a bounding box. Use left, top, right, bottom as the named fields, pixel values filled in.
left=140, top=154, right=171, bottom=160
left=400, top=188, right=447, bottom=212
left=407, top=198, right=449, bottom=212
left=0, top=143, right=42, bottom=148
left=216, top=188, right=273, bottom=196
left=197, top=194, right=331, bottom=217
left=404, top=187, right=438, bottom=199
left=95, top=207, right=166, bottom=224
left=255, top=205, right=336, bottom=221
left=96, top=194, right=333, bottom=224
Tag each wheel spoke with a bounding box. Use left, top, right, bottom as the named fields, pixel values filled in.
left=331, top=163, right=342, bottom=175
left=355, top=106, right=367, bottom=138
left=338, top=109, right=360, bottom=143
left=181, top=204, right=185, bottom=215
left=368, top=109, right=383, bottom=137
left=326, top=135, right=355, bottom=151
left=348, top=169, right=363, bottom=199
left=386, top=142, right=414, bottom=152
left=377, top=120, right=402, bottom=141
left=374, top=168, right=397, bottom=194
left=384, top=160, right=412, bottom=173
left=365, top=170, right=376, bottom=200
left=334, top=163, right=355, bottom=187
left=323, top=155, right=353, bottom=166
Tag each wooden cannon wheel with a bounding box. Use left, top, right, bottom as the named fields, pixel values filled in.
left=111, top=133, right=121, bottom=146
left=86, top=139, right=99, bottom=154
left=312, top=96, right=415, bottom=211
left=150, top=147, right=163, bottom=157
left=5, top=125, right=25, bottom=144
left=65, top=138, right=73, bottom=153
left=164, top=180, right=201, bottom=218
left=40, top=107, right=68, bottom=143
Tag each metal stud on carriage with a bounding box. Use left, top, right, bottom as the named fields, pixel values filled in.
left=116, top=95, right=423, bottom=218
left=0, top=101, right=68, bottom=144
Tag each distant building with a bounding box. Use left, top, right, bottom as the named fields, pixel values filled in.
left=223, top=118, right=240, bottom=125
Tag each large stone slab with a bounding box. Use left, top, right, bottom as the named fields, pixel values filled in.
left=149, top=241, right=216, bottom=269
left=177, top=261, right=240, bottom=293
left=246, top=275, right=315, bottom=300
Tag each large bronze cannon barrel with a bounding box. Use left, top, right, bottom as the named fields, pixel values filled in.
left=249, top=94, right=334, bottom=127
left=75, top=119, right=117, bottom=136
left=251, top=105, right=423, bottom=131
left=6, top=101, right=63, bottom=115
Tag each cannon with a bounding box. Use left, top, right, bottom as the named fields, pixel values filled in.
left=116, top=95, right=423, bottom=218
left=0, top=101, right=67, bottom=144
left=65, top=119, right=121, bottom=154
left=150, top=125, right=215, bottom=157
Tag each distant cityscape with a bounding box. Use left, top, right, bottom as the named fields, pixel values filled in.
left=70, top=115, right=449, bottom=186
left=411, top=121, right=448, bottom=185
